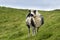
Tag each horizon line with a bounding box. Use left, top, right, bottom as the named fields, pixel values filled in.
left=0, top=5, right=60, bottom=11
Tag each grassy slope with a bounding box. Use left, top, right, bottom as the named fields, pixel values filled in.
left=0, top=7, right=60, bottom=40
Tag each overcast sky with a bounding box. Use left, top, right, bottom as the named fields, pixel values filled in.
left=0, top=0, right=60, bottom=10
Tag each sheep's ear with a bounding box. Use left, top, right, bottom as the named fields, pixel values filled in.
left=33, top=10, right=36, bottom=14
left=29, top=10, right=31, bottom=12
left=34, top=10, right=36, bottom=12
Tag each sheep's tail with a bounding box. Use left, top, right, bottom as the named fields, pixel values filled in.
left=41, top=16, right=44, bottom=25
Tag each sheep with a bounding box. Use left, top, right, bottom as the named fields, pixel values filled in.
left=26, top=10, right=44, bottom=36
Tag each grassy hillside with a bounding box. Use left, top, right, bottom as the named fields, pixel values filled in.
left=0, top=7, right=60, bottom=40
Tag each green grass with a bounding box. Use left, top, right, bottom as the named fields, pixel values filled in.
left=0, top=7, right=60, bottom=40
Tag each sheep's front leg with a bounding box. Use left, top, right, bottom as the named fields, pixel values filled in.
left=32, top=27, right=36, bottom=36
left=27, top=25, right=30, bottom=36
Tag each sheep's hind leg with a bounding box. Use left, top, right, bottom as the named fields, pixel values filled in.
left=37, top=27, right=39, bottom=32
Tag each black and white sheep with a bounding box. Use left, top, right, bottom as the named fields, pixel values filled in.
left=26, top=10, right=44, bottom=36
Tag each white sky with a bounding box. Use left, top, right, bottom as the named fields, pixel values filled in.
left=0, top=0, right=60, bottom=11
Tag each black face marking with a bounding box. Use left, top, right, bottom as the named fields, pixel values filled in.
left=27, top=13, right=34, bottom=17
left=31, top=18, right=35, bottom=27
left=30, top=14, right=34, bottom=17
